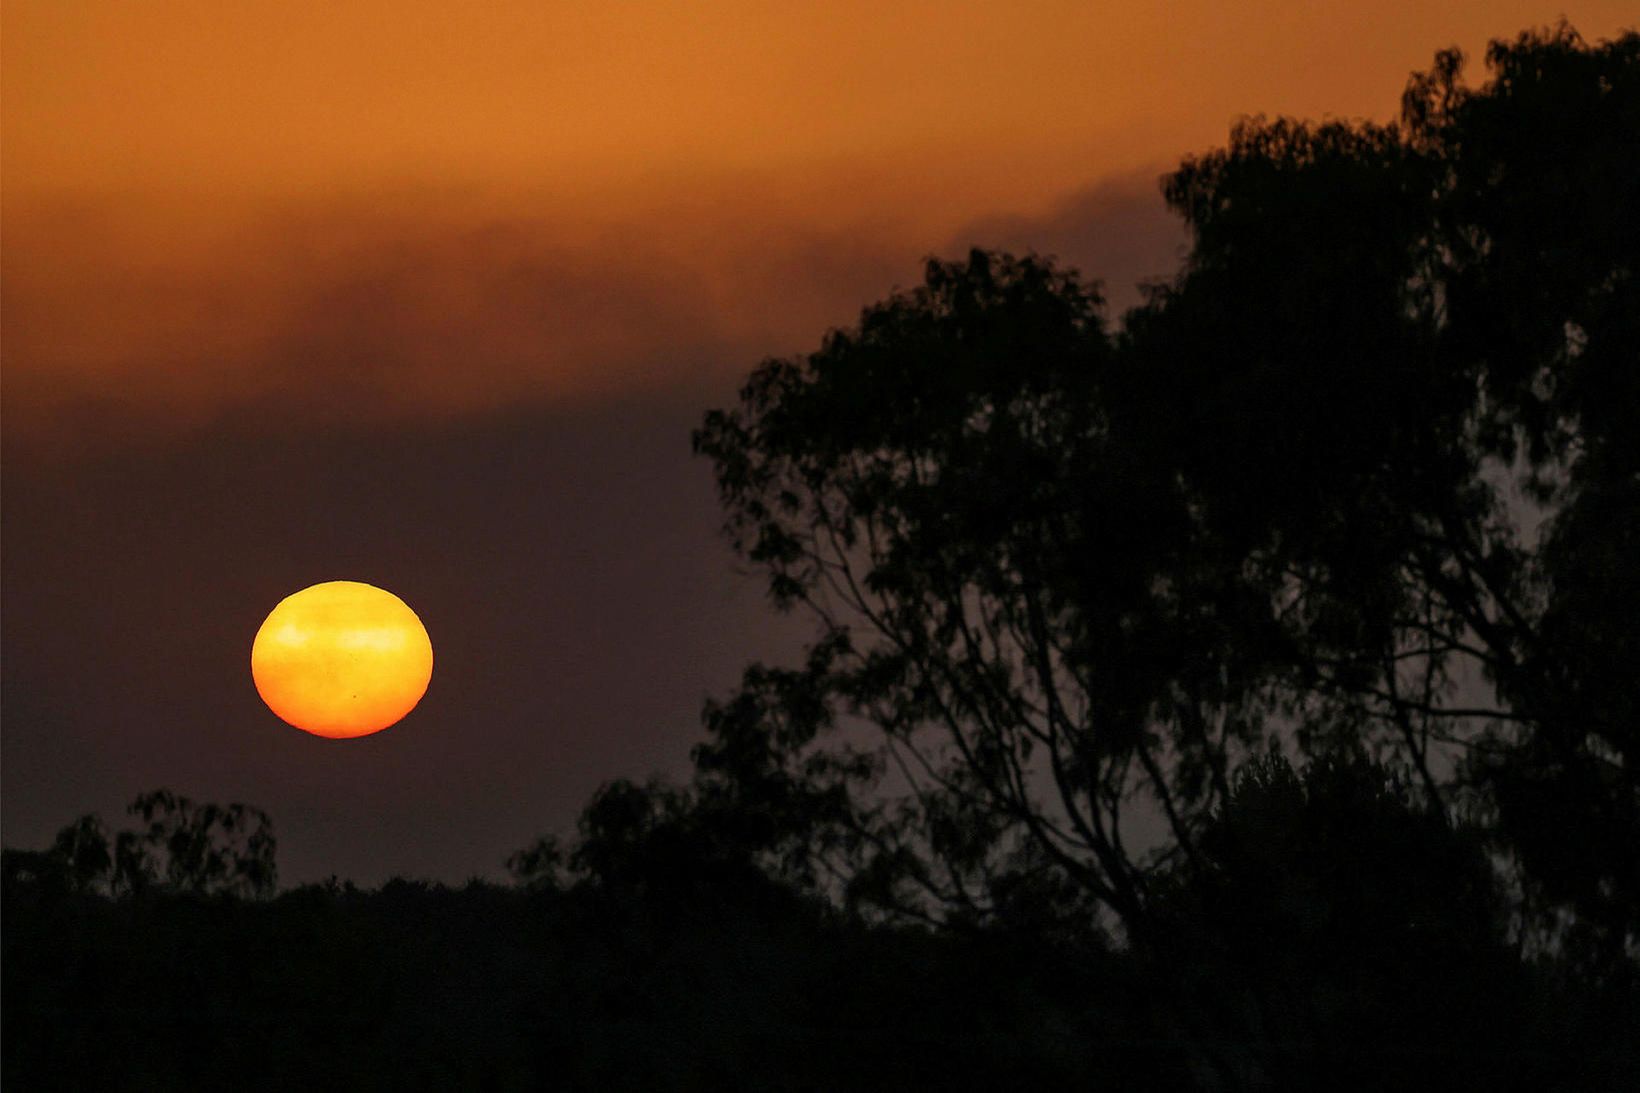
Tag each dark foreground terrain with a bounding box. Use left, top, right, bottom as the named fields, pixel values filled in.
left=5, top=851, right=1636, bottom=1092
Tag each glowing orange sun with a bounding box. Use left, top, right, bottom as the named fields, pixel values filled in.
left=251, top=580, right=433, bottom=739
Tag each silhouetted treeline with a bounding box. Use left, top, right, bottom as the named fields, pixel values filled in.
left=7, top=761, right=1638, bottom=1090
left=7, top=22, right=1639, bottom=1091
left=0, top=822, right=1177, bottom=1090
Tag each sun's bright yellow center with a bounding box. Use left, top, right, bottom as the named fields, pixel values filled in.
left=251, top=581, right=433, bottom=739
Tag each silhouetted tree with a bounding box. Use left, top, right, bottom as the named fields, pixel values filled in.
left=52, top=813, right=114, bottom=893
left=693, top=23, right=1639, bottom=965
left=1141, top=753, right=1541, bottom=1089
left=4, top=789, right=278, bottom=899
left=696, top=249, right=1168, bottom=935
left=122, top=789, right=279, bottom=898
left=1145, top=22, right=1640, bottom=965
left=511, top=776, right=831, bottom=929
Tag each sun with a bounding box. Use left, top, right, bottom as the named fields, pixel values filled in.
left=251, top=580, right=433, bottom=739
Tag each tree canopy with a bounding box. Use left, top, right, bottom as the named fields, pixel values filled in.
left=692, top=23, right=1639, bottom=964
left=3, top=790, right=277, bottom=900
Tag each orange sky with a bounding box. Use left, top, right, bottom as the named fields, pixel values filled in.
left=6, top=1, right=1636, bottom=441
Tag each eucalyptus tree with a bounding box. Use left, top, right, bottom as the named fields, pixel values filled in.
left=6, top=791, right=279, bottom=900
left=692, top=25, right=1638, bottom=956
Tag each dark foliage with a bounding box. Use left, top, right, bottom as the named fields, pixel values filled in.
left=5, top=851, right=1154, bottom=1090
left=4, top=790, right=277, bottom=900
left=1141, top=755, right=1577, bottom=1088
left=694, top=23, right=1640, bottom=970
left=6, top=759, right=1634, bottom=1090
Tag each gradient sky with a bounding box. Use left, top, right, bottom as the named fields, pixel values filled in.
left=5, top=2, right=1634, bottom=884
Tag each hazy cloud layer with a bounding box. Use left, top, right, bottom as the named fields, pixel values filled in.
left=2, top=194, right=895, bottom=446
left=5, top=170, right=1186, bottom=454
